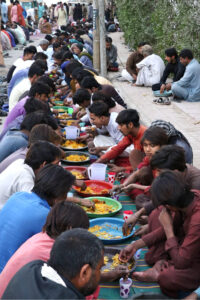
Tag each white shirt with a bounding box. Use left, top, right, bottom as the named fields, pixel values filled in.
left=9, top=78, right=31, bottom=111
left=102, top=112, right=123, bottom=144
left=0, top=159, right=35, bottom=210
left=136, top=54, right=165, bottom=86
left=13, top=60, right=34, bottom=77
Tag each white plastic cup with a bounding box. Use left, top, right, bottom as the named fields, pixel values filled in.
left=123, top=210, right=133, bottom=221
left=65, top=126, right=80, bottom=140
left=88, top=163, right=107, bottom=181
left=108, top=172, right=116, bottom=184
left=119, top=277, right=132, bottom=298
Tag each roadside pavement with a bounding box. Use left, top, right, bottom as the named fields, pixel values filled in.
left=107, top=32, right=200, bottom=167
left=1, top=31, right=200, bottom=167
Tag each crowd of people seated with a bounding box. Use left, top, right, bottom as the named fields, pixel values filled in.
left=0, top=2, right=200, bottom=299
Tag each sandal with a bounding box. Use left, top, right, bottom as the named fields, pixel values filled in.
left=153, top=97, right=171, bottom=105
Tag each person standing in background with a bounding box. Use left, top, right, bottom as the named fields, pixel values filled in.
left=1, top=0, right=8, bottom=24
left=38, top=2, right=45, bottom=20
left=7, top=0, right=13, bottom=24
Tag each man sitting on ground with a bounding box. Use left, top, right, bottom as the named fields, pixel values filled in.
left=106, top=36, right=118, bottom=72
left=2, top=228, right=104, bottom=299
left=169, top=49, right=200, bottom=102
left=9, top=64, right=44, bottom=111
left=121, top=42, right=147, bottom=82
left=96, top=109, right=146, bottom=169
left=135, top=45, right=165, bottom=87
left=88, top=102, right=124, bottom=156
left=152, top=47, right=185, bottom=94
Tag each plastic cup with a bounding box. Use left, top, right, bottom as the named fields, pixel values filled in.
left=119, top=277, right=132, bottom=298
left=123, top=210, right=133, bottom=221
left=65, top=126, right=80, bottom=140
left=88, top=163, right=107, bottom=181
left=108, top=172, right=116, bottom=184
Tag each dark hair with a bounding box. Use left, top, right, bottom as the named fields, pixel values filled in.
left=20, top=111, right=58, bottom=131
left=23, top=46, right=36, bottom=56
left=165, top=47, right=178, bottom=58
left=28, top=45, right=37, bottom=54
left=89, top=102, right=110, bottom=117
left=48, top=228, right=104, bottom=279
left=53, top=42, right=61, bottom=51
left=32, top=164, right=75, bottom=205
left=62, top=51, right=74, bottom=60
left=24, top=98, right=49, bottom=114
left=138, top=42, right=148, bottom=48
left=29, top=124, right=62, bottom=145
left=141, top=127, right=168, bottom=147
left=71, top=68, right=93, bottom=83
left=33, top=59, right=48, bottom=72
left=73, top=88, right=91, bottom=105
left=64, top=60, right=82, bottom=74
left=53, top=51, right=64, bottom=60
left=80, top=76, right=101, bottom=89
left=34, top=52, right=48, bottom=61
left=24, top=141, right=62, bottom=170
left=37, top=75, right=56, bottom=92
left=28, top=64, right=44, bottom=78
left=179, top=49, right=193, bottom=59
left=45, top=34, right=53, bottom=42
left=29, top=82, right=50, bottom=97
left=106, top=36, right=112, bottom=43
left=116, top=109, right=140, bottom=127
left=151, top=171, right=194, bottom=208
left=150, top=145, right=186, bottom=172
left=43, top=201, right=89, bottom=238
left=92, top=92, right=116, bottom=108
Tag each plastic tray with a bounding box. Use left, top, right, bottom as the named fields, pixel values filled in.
left=84, top=197, right=122, bottom=218
left=73, top=180, right=113, bottom=197
left=89, top=217, right=135, bottom=244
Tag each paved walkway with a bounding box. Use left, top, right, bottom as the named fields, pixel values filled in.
left=1, top=31, right=200, bottom=166
left=107, top=32, right=200, bottom=167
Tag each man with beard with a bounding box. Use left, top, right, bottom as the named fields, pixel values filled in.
left=2, top=228, right=104, bottom=299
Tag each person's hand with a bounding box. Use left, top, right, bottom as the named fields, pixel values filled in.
left=89, top=147, right=102, bottom=156
left=122, top=213, right=138, bottom=236
left=166, top=83, right=172, bottom=91
left=117, top=172, right=129, bottom=181
left=110, top=184, right=124, bottom=195
left=103, top=265, right=129, bottom=282
left=80, top=198, right=95, bottom=208
left=76, top=110, right=86, bottom=119
left=76, top=134, right=89, bottom=142
left=119, top=244, right=137, bottom=263
left=138, top=215, right=148, bottom=225
left=121, top=184, right=135, bottom=193
left=159, top=207, right=173, bottom=229
left=134, top=224, right=149, bottom=237
left=107, top=163, right=125, bottom=174
left=132, top=73, right=137, bottom=80
left=160, top=84, right=166, bottom=94
left=75, top=180, right=87, bottom=190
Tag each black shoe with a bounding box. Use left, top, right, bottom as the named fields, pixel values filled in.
left=0, top=109, right=7, bottom=116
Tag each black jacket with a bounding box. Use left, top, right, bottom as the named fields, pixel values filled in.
left=2, top=260, right=85, bottom=299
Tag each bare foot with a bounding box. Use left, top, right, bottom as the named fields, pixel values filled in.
left=132, top=267, right=159, bottom=282
left=132, top=260, right=166, bottom=282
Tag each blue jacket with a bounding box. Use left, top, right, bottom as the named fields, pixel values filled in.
left=0, top=192, right=50, bottom=272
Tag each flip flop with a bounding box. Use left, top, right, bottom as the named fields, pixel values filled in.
left=153, top=97, right=171, bottom=105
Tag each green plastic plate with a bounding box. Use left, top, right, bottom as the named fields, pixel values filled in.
left=84, top=197, right=122, bottom=218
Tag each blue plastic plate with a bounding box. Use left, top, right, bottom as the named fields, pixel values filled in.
left=89, top=217, right=135, bottom=244
left=153, top=90, right=172, bottom=97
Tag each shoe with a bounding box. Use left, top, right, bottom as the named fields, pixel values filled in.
left=0, top=109, right=8, bottom=116
left=153, top=97, right=171, bottom=105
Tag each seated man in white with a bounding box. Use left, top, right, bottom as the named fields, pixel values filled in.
left=135, top=45, right=165, bottom=87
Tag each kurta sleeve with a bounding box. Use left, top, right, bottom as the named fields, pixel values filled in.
left=100, top=136, right=132, bottom=162
left=142, top=227, right=166, bottom=247
left=165, top=223, right=200, bottom=269
left=172, top=66, right=193, bottom=88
